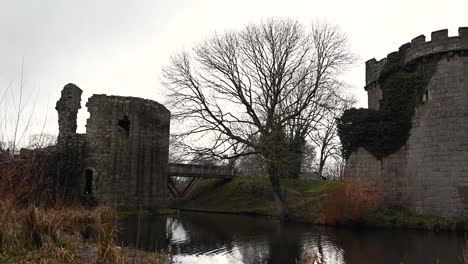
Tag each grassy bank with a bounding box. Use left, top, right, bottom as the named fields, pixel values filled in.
left=0, top=205, right=169, bottom=264
left=179, top=176, right=455, bottom=231
left=179, top=176, right=342, bottom=222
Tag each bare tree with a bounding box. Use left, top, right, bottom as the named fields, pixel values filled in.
left=309, top=93, right=355, bottom=179
left=0, top=60, right=45, bottom=157
left=27, top=133, right=57, bottom=149
left=163, top=18, right=354, bottom=218
left=326, top=155, right=346, bottom=180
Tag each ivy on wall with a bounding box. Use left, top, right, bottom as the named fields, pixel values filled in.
left=337, top=50, right=438, bottom=160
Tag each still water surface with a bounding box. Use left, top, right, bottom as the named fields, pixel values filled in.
left=117, top=212, right=465, bottom=264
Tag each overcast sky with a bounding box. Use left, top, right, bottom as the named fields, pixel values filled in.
left=1, top=0, right=467, bottom=145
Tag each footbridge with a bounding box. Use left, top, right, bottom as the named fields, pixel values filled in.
left=167, top=163, right=236, bottom=199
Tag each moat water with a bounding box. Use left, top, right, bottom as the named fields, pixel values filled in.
left=117, top=212, right=465, bottom=264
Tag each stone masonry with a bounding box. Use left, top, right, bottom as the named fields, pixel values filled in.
left=55, top=84, right=170, bottom=208
left=55, top=84, right=86, bottom=201
left=344, top=27, right=468, bottom=218
left=56, top=84, right=82, bottom=140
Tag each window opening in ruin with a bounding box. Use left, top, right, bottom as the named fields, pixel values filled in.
left=423, top=90, right=429, bottom=102
left=85, top=169, right=93, bottom=194
left=118, top=115, right=131, bottom=136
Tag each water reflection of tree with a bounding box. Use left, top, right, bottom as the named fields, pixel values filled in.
left=264, top=223, right=304, bottom=264
left=172, top=213, right=245, bottom=255
left=162, top=213, right=294, bottom=263
left=180, top=213, right=313, bottom=264
left=119, top=215, right=464, bottom=264
left=119, top=214, right=334, bottom=263
left=300, top=230, right=345, bottom=264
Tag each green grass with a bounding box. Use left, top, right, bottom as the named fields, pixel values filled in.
left=370, top=208, right=447, bottom=230
left=180, top=176, right=343, bottom=223
left=180, top=177, right=456, bottom=231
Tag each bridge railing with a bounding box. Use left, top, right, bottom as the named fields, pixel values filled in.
left=168, top=163, right=235, bottom=178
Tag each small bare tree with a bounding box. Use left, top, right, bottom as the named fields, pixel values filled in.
left=163, top=19, right=354, bottom=218
left=309, top=93, right=355, bottom=179
left=27, top=133, right=57, bottom=149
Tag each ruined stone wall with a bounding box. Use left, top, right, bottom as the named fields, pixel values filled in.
left=85, top=95, right=170, bottom=208
left=56, top=84, right=82, bottom=140
left=55, top=83, right=86, bottom=201
left=344, top=28, right=468, bottom=218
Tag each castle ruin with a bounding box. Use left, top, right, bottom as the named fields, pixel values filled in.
left=343, top=27, right=468, bottom=218
left=55, top=84, right=170, bottom=208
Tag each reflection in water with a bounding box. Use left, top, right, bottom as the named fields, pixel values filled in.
left=117, top=213, right=465, bottom=264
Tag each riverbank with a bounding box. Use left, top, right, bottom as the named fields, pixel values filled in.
left=177, top=176, right=340, bottom=222
left=0, top=205, right=169, bottom=263
left=177, top=176, right=461, bottom=232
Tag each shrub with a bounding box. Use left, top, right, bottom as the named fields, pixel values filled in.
left=319, top=181, right=383, bottom=224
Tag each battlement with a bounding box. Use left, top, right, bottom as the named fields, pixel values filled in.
left=365, top=58, right=387, bottom=89
left=365, top=27, right=468, bottom=87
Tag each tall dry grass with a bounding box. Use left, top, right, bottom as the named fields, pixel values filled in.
left=93, top=207, right=124, bottom=264
left=0, top=154, right=170, bottom=263
left=0, top=203, right=170, bottom=263
left=0, top=202, right=99, bottom=262
left=0, top=152, right=50, bottom=253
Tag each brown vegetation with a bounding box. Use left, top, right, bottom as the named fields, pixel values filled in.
left=0, top=203, right=103, bottom=263
left=319, top=180, right=383, bottom=224
left=0, top=154, right=169, bottom=263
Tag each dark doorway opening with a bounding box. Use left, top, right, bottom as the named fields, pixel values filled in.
left=85, top=169, right=93, bottom=194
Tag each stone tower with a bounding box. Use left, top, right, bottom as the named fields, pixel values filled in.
left=344, top=27, right=468, bottom=218
left=85, top=95, right=170, bottom=208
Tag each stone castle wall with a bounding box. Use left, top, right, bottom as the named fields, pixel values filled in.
left=54, top=85, right=170, bottom=208
left=85, top=95, right=170, bottom=208
left=344, top=28, right=468, bottom=218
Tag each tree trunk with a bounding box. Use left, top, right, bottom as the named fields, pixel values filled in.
left=318, top=159, right=325, bottom=179
left=266, top=161, right=289, bottom=220
left=318, top=142, right=328, bottom=180
left=261, top=124, right=290, bottom=219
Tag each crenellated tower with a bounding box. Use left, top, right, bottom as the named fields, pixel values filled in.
left=343, top=27, right=468, bottom=218
left=365, top=27, right=468, bottom=110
